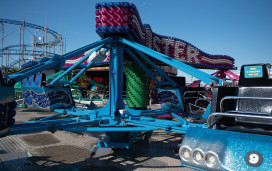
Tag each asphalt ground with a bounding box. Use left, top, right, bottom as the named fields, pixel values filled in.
left=0, top=108, right=195, bottom=171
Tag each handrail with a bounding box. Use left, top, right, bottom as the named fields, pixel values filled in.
left=207, top=112, right=272, bottom=128
left=220, top=96, right=272, bottom=112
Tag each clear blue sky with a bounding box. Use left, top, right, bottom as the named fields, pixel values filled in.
left=1, top=0, right=272, bottom=72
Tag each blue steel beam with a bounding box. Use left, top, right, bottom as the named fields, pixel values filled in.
left=124, top=48, right=160, bottom=84
left=125, top=116, right=203, bottom=134
left=120, top=38, right=223, bottom=85
left=69, top=47, right=110, bottom=85
left=108, top=41, right=125, bottom=116
left=127, top=119, right=181, bottom=128
left=50, top=44, right=104, bottom=86
left=132, top=48, right=178, bottom=87
left=9, top=110, right=195, bottom=135
left=6, top=36, right=210, bottom=137
left=39, top=112, right=65, bottom=121
left=69, top=65, right=94, bottom=84
left=53, top=40, right=126, bottom=118
left=139, top=107, right=182, bottom=115
left=9, top=118, right=100, bottom=135
left=9, top=113, right=196, bottom=135
left=63, top=127, right=156, bottom=132
left=8, top=38, right=111, bottom=84
left=61, top=38, right=111, bottom=61
left=68, top=47, right=109, bottom=85
left=8, top=58, right=61, bottom=84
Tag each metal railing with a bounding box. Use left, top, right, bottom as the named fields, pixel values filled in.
left=184, top=91, right=211, bottom=114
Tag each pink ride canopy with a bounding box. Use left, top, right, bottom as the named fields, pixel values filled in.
left=95, top=2, right=235, bottom=70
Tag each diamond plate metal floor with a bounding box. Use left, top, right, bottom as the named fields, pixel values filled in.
left=0, top=108, right=195, bottom=171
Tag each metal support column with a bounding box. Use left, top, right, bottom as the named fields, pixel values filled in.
left=22, top=21, right=25, bottom=66
left=108, top=39, right=125, bottom=116
left=1, top=22, right=3, bottom=66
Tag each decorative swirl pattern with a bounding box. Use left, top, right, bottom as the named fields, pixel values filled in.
left=22, top=90, right=71, bottom=109
left=158, top=91, right=180, bottom=105
left=95, top=2, right=235, bottom=69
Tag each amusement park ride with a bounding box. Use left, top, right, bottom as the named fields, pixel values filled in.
left=0, top=18, right=64, bottom=68
left=1, top=2, right=272, bottom=170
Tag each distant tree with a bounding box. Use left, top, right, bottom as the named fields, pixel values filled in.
left=1, top=65, right=25, bottom=75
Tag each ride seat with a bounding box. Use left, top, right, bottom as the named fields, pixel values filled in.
left=235, top=86, right=272, bottom=114
left=226, top=64, right=272, bottom=115
left=209, top=64, right=272, bottom=131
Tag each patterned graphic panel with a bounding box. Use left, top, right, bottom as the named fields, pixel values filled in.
left=22, top=90, right=72, bottom=110
left=95, top=2, right=235, bottom=69
left=157, top=88, right=184, bottom=110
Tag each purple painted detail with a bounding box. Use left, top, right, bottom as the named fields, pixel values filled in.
left=21, top=60, right=38, bottom=68
left=34, top=74, right=42, bottom=87
left=22, top=78, right=28, bottom=87
left=158, top=91, right=180, bottom=105
left=22, top=90, right=71, bottom=108
left=28, top=75, right=34, bottom=86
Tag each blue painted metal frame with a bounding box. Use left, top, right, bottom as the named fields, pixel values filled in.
left=1, top=20, right=270, bottom=171
left=120, top=38, right=223, bottom=86
left=124, top=48, right=160, bottom=85
left=7, top=36, right=213, bottom=138
left=8, top=37, right=112, bottom=84
left=50, top=44, right=105, bottom=86
left=108, top=40, right=125, bottom=116
left=132, top=48, right=178, bottom=87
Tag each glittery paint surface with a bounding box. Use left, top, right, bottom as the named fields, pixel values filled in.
left=180, top=127, right=272, bottom=171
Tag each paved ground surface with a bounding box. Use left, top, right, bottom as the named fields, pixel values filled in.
left=0, top=108, right=195, bottom=171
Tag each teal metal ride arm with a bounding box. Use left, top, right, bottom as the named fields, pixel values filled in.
left=6, top=36, right=206, bottom=136
left=120, top=38, right=223, bottom=86
left=50, top=44, right=104, bottom=86
left=124, top=48, right=161, bottom=85
left=46, top=70, right=65, bottom=80
left=7, top=37, right=112, bottom=85
left=8, top=57, right=62, bottom=85
left=132, top=48, right=178, bottom=87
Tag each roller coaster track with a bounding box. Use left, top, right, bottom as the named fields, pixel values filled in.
left=1, top=44, right=31, bottom=51
left=6, top=58, right=32, bottom=68
left=0, top=18, right=61, bottom=42
left=1, top=49, right=56, bottom=57
left=0, top=44, right=56, bottom=57
left=0, top=19, right=62, bottom=67
left=0, top=44, right=57, bottom=68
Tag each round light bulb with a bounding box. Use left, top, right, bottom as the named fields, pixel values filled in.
left=181, top=148, right=191, bottom=160
left=193, top=151, right=203, bottom=163
left=206, top=153, right=218, bottom=167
